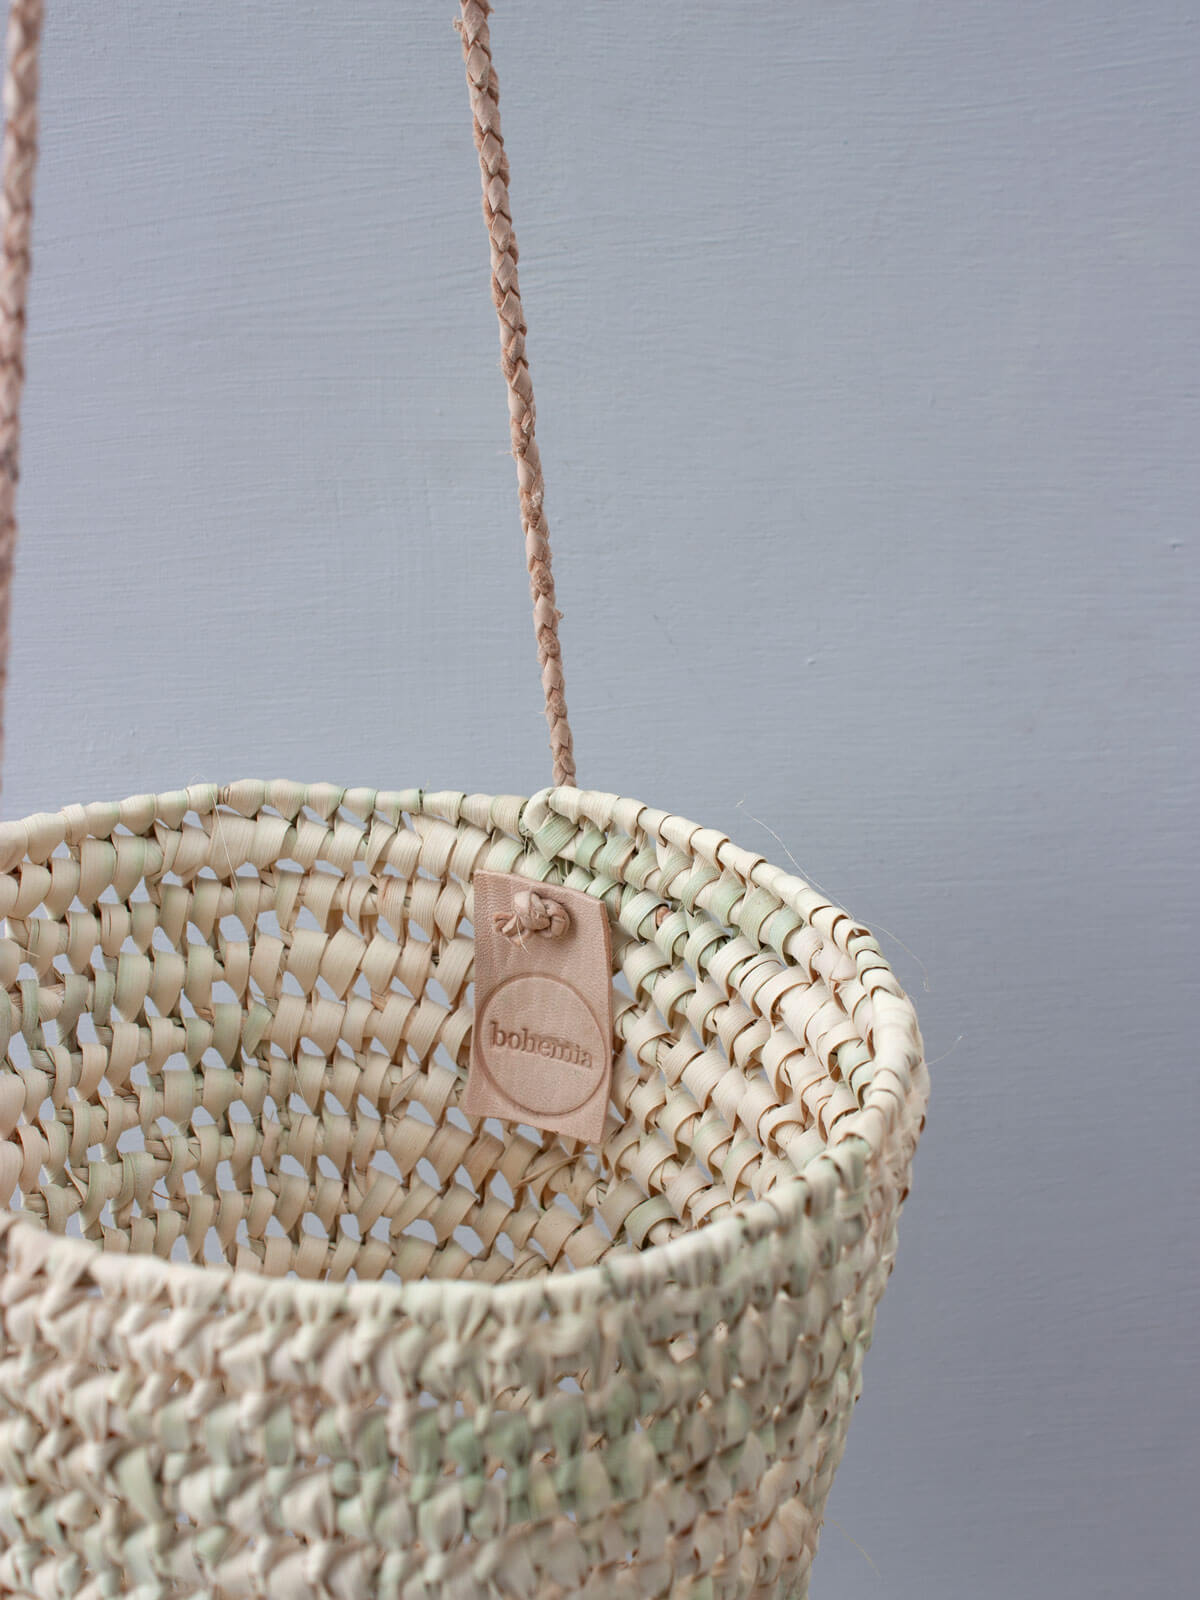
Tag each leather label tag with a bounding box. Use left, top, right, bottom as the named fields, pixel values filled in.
left=464, top=870, right=614, bottom=1143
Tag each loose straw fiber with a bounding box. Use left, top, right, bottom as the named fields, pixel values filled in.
left=0, top=5, right=928, bottom=1599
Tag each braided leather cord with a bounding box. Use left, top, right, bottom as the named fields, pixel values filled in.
left=0, top=0, right=41, bottom=810
left=0, top=0, right=579, bottom=803
left=456, top=1, right=577, bottom=787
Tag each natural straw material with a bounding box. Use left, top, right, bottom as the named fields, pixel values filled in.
left=0, top=782, right=927, bottom=1597
left=0, top=5, right=928, bottom=1598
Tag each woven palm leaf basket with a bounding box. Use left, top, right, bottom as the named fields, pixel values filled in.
left=0, top=4, right=928, bottom=1598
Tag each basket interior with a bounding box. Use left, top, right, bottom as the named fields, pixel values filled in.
left=0, top=783, right=883, bottom=1288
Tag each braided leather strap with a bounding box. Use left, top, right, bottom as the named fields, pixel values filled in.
left=0, top=0, right=579, bottom=805
left=0, top=0, right=42, bottom=808
left=456, top=1, right=577, bottom=788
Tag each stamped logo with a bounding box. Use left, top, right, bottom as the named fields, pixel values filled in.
left=476, top=973, right=607, bottom=1116
left=464, top=870, right=614, bottom=1142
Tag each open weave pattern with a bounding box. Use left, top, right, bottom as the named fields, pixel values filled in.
left=0, top=781, right=927, bottom=1599
left=456, top=1, right=575, bottom=789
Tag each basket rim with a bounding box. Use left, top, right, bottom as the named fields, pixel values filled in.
left=0, top=778, right=926, bottom=1324
left=0, top=1144, right=864, bottom=1323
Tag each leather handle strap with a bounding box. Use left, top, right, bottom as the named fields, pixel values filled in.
left=0, top=0, right=578, bottom=808
left=455, top=3, right=576, bottom=787
left=0, top=0, right=42, bottom=809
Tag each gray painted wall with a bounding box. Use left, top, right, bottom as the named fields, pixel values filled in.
left=5, top=4, right=1197, bottom=1595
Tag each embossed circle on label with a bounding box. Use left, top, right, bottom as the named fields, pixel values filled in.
left=476, top=973, right=607, bottom=1117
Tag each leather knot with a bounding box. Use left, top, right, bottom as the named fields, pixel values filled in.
left=493, top=889, right=570, bottom=944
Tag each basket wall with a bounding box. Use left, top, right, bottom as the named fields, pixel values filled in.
left=0, top=781, right=927, bottom=1600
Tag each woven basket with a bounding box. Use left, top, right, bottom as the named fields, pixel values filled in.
left=0, top=7, right=927, bottom=1600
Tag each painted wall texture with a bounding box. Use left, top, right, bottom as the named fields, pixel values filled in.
left=4, top=4, right=1197, bottom=1596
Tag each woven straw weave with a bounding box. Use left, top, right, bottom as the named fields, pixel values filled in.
left=0, top=781, right=927, bottom=1598
left=0, top=3, right=928, bottom=1596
